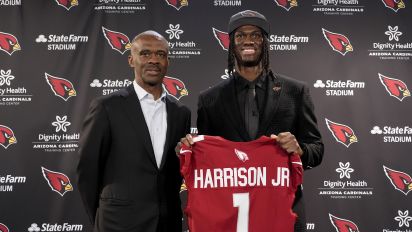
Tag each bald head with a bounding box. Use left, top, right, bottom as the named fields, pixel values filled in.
left=131, top=30, right=169, bottom=51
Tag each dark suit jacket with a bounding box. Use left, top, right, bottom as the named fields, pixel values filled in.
left=77, top=85, right=191, bottom=232
left=197, top=72, right=323, bottom=232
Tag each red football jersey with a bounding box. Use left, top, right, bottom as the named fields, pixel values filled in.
left=179, top=135, right=303, bottom=232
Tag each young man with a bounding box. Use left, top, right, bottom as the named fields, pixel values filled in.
left=180, top=10, right=324, bottom=231
left=77, top=31, right=191, bottom=232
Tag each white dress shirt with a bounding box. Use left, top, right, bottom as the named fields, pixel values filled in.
left=133, top=81, right=167, bottom=168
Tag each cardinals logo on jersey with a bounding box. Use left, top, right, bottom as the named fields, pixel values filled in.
left=102, top=27, right=132, bottom=55
left=383, top=165, right=412, bottom=195
left=0, top=125, right=17, bottom=149
left=0, top=31, right=21, bottom=56
left=382, top=0, right=405, bottom=12
left=234, top=149, right=249, bottom=162
left=54, top=0, right=78, bottom=11
left=325, top=118, right=358, bottom=148
left=0, top=223, right=9, bottom=232
left=329, top=214, right=360, bottom=232
left=212, top=28, right=229, bottom=51
left=274, top=0, right=298, bottom=11
left=45, top=73, right=77, bottom=101
left=41, top=167, right=73, bottom=196
left=378, top=73, right=410, bottom=102
left=165, top=0, right=188, bottom=10
left=163, top=76, right=188, bottom=100
left=322, top=28, right=353, bottom=56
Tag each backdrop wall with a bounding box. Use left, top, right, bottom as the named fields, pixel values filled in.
left=0, top=1, right=411, bottom=231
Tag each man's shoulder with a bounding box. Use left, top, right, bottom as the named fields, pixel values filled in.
left=166, top=95, right=190, bottom=114
left=90, top=86, right=130, bottom=106
left=273, top=73, right=306, bottom=88
left=199, top=78, right=232, bottom=99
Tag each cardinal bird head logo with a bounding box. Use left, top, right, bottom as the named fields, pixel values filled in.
left=165, top=0, right=188, bottom=10
left=0, top=31, right=21, bottom=56
left=325, top=118, right=358, bottom=148
left=274, top=0, right=298, bottom=11
left=54, top=0, right=78, bottom=10
left=45, top=73, right=77, bottom=101
left=41, top=167, right=73, bottom=196
left=383, top=165, right=412, bottom=195
left=378, top=73, right=410, bottom=102
left=0, top=223, right=9, bottom=232
left=163, top=76, right=188, bottom=100
left=234, top=149, right=249, bottom=162
left=329, top=214, right=360, bottom=232
left=212, top=28, right=229, bottom=51
left=102, top=27, right=132, bottom=55
left=322, top=28, right=353, bottom=56
left=0, top=125, right=17, bottom=149
left=382, top=0, right=405, bottom=12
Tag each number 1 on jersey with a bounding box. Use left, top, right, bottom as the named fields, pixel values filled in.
left=233, top=193, right=250, bottom=232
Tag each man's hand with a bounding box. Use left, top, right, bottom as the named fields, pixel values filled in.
left=270, top=132, right=303, bottom=156
left=175, top=134, right=194, bottom=156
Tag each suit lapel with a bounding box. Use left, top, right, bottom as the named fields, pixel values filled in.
left=258, top=74, right=283, bottom=136
left=221, top=78, right=250, bottom=141
left=159, top=96, right=176, bottom=170
left=120, top=85, right=157, bottom=168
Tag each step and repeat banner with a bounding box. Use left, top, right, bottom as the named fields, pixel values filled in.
left=1, top=0, right=411, bottom=231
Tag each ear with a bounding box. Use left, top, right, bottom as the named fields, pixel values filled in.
left=128, top=55, right=134, bottom=67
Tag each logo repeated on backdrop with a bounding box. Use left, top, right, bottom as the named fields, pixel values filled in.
left=90, top=78, right=132, bottom=96
left=0, top=125, right=17, bottom=149
left=325, top=118, right=358, bottom=147
left=378, top=73, right=410, bottom=101
left=0, top=31, right=21, bottom=56
left=381, top=0, right=406, bottom=12
left=41, top=167, right=73, bottom=197
left=32, top=115, right=79, bottom=153
left=329, top=214, right=360, bottom=232
left=383, top=165, right=412, bottom=195
left=221, top=69, right=230, bottom=79
left=45, top=73, right=77, bottom=101
left=269, top=33, right=309, bottom=51
left=394, top=210, right=412, bottom=228
left=317, top=162, right=373, bottom=199
left=165, top=24, right=201, bottom=59
left=28, top=222, right=83, bottom=232
left=213, top=0, right=241, bottom=7
left=371, top=125, right=412, bottom=143
left=163, top=76, right=188, bottom=100
left=54, top=0, right=78, bottom=11
left=274, top=0, right=298, bottom=11
left=313, top=0, right=365, bottom=16
left=0, top=69, right=32, bottom=106
left=0, top=0, right=21, bottom=6
left=212, top=28, right=229, bottom=50
left=0, top=173, right=26, bottom=192
left=0, top=223, right=9, bottom=232
left=380, top=210, right=412, bottom=232
left=313, top=79, right=365, bottom=96
left=102, top=26, right=131, bottom=55
left=35, top=34, right=88, bottom=51
left=368, top=25, right=412, bottom=60
left=94, top=0, right=147, bottom=14
left=322, top=28, right=353, bottom=56
left=165, top=0, right=188, bottom=10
